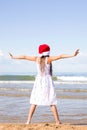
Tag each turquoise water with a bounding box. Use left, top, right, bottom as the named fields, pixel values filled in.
left=0, top=74, right=87, bottom=124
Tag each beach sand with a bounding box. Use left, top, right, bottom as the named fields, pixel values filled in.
left=0, top=123, right=87, bottom=130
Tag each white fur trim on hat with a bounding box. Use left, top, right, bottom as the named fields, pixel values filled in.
left=39, top=51, right=50, bottom=57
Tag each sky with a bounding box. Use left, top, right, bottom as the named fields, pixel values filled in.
left=0, top=0, right=87, bottom=75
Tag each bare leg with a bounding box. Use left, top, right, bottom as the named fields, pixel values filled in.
left=26, top=104, right=37, bottom=124
left=50, top=105, right=61, bottom=125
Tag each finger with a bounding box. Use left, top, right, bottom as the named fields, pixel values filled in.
left=76, top=49, right=79, bottom=52
left=9, top=52, right=13, bottom=57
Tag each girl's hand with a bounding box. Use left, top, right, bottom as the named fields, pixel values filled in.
left=74, top=49, right=79, bottom=56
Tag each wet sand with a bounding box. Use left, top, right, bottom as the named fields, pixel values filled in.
left=0, top=123, right=87, bottom=130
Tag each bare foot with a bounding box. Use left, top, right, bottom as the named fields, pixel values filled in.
left=25, top=121, right=30, bottom=124
left=56, top=121, right=61, bottom=125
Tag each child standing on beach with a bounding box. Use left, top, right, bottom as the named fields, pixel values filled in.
left=9, top=44, right=79, bottom=125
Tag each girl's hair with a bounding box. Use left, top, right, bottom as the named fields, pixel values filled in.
left=40, top=55, right=52, bottom=76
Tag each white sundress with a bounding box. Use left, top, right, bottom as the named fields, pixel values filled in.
left=30, top=57, right=57, bottom=106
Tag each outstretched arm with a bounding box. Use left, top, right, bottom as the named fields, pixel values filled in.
left=9, top=53, right=37, bottom=61
left=49, top=49, right=79, bottom=62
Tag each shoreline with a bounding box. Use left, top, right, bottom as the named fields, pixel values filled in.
left=0, top=123, right=87, bottom=130
left=0, top=80, right=87, bottom=84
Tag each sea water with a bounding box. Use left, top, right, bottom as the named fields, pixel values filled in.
left=0, top=73, right=87, bottom=124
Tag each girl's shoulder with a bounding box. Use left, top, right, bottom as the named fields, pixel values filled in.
left=46, top=56, right=52, bottom=64
left=35, top=57, right=40, bottom=63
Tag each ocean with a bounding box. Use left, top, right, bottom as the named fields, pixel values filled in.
left=0, top=73, right=87, bottom=124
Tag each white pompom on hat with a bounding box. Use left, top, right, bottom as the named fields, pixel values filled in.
left=38, top=44, right=50, bottom=56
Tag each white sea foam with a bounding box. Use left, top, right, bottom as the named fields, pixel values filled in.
left=57, top=76, right=87, bottom=82
left=0, top=81, right=34, bottom=84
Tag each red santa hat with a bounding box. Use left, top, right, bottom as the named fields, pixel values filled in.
left=38, top=44, right=50, bottom=56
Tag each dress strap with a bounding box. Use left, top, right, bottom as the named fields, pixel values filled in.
left=45, top=57, right=48, bottom=64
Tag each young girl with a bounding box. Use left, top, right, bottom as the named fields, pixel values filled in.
left=9, top=44, right=79, bottom=125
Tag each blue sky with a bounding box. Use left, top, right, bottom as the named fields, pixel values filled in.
left=0, top=0, right=87, bottom=74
